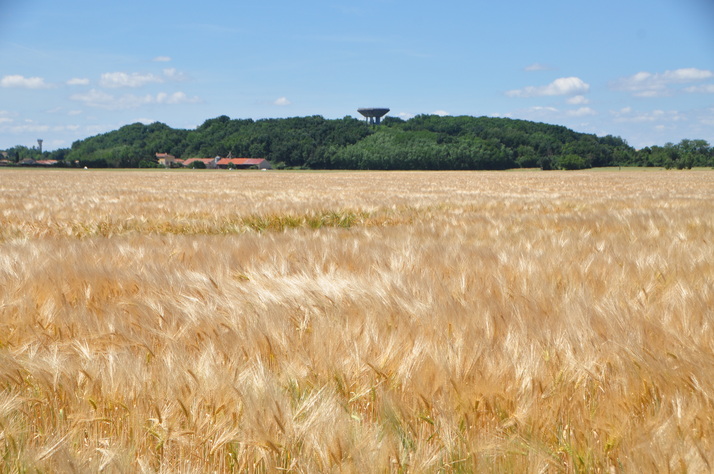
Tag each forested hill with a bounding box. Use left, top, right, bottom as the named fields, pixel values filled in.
left=7, top=114, right=714, bottom=169
left=64, top=115, right=634, bottom=170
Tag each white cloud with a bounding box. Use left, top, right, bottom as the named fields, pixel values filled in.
left=432, top=110, right=450, bottom=116
left=524, top=63, right=550, bottom=72
left=1, top=75, right=51, bottom=89
left=70, top=89, right=115, bottom=107
left=611, top=68, right=714, bottom=97
left=273, top=97, right=291, bottom=106
left=665, top=68, right=713, bottom=81
left=153, top=56, right=172, bottom=62
left=684, top=84, right=714, bottom=94
left=155, top=91, right=201, bottom=105
left=611, top=107, right=685, bottom=123
left=70, top=89, right=200, bottom=109
left=162, top=68, right=188, bottom=81
left=0, top=117, right=13, bottom=124
left=506, top=77, right=590, bottom=98
left=566, top=107, right=596, bottom=117
left=99, top=69, right=188, bottom=88
left=397, top=112, right=414, bottom=120
left=566, top=95, right=589, bottom=105
left=67, top=77, right=90, bottom=86
left=528, top=106, right=559, bottom=113
left=68, top=110, right=83, bottom=116
left=100, top=72, right=163, bottom=88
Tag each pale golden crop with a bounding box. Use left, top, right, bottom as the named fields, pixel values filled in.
left=1, top=168, right=713, bottom=472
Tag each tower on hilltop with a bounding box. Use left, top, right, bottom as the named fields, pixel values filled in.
left=358, top=108, right=390, bottom=125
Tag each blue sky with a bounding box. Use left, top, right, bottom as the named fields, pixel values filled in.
left=1, top=0, right=713, bottom=150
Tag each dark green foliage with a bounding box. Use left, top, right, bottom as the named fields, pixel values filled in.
left=632, top=140, right=713, bottom=169
left=6, top=114, right=712, bottom=170
left=4, top=145, right=41, bottom=162
left=555, top=154, right=590, bottom=170
left=138, top=159, right=161, bottom=168
left=66, top=122, right=188, bottom=168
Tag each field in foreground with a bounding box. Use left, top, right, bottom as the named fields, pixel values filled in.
left=1, top=169, right=713, bottom=472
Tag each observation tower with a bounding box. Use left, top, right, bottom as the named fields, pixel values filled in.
left=358, top=108, right=390, bottom=125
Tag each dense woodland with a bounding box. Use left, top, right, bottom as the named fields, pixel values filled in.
left=2, top=115, right=713, bottom=169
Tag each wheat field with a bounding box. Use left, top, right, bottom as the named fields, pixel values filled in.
left=0, top=168, right=713, bottom=472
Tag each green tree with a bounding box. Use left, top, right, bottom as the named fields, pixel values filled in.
left=555, top=154, right=589, bottom=170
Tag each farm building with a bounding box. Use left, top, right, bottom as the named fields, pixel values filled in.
left=155, top=153, right=271, bottom=169
left=182, top=157, right=220, bottom=169
left=217, top=158, right=271, bottom=169
left=35, top=160, right=59, bottom=166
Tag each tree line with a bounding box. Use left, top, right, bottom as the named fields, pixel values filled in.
left=2, top=115, right=713, bottom=169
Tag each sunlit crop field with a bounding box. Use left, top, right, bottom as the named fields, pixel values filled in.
left=1, top=168, right=713, bottom=472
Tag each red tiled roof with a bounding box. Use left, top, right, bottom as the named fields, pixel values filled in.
left=182, top=158, right=215, bottom=165
left=243, top=158, right=266, bottom=165
left=217, top=158, right=266, bottom=166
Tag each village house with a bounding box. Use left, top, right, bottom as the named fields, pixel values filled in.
left=156, top=153, right=178, bottom=167
left=156, top=153, right=272, bottom=170
left=156, top=152, right=271, bottom=170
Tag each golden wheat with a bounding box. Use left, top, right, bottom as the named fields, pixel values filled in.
left=1, top=168, right=713, bottom=472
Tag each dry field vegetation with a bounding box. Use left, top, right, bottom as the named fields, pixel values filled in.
left=1, top=168, right=713, bottom=472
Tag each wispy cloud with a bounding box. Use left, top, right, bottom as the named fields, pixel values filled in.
left=684, top=84, right=714, bottom=94
left=97, top=69, right=187, bottom=88
left=156, top=91, right=200, bottom=105
left=610, top=107, right=685, bottom=123
left=432, top=110, right=450, bottom=116
left=506, top=77, right=590, bottom=98
left=524, top=63, right=550, bottom=72
left=566, top=107, right=596, bottom=117
left=99, top=72, right=164, bottom=88
left=566, top=95, right=589, bottom=105
left=70, top=89, right=201, bottom=109
left=153, top=56, right=172, bottom=62
left=161, top=68, right=188, bottom=82
left=273, top=97, right=291, bottom=106
left=66, top=77, right=90, bottom=86
left=527, top=106, right=559, bottom=114
left=1, top=75, right=52, bottom=89
left=509, top=105, right=596, bottom=121
left=611, top=68, right=714, bottom=97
